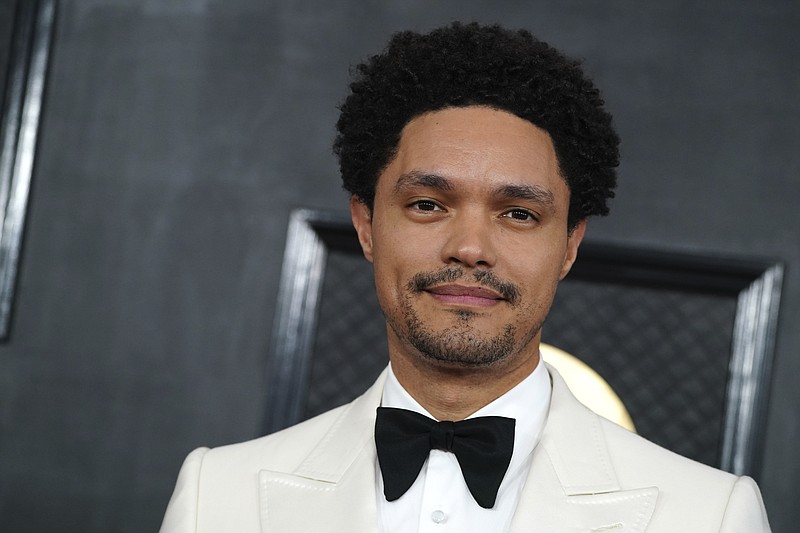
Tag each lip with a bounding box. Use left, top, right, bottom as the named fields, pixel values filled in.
left=425, top=284, right=504, bottom=307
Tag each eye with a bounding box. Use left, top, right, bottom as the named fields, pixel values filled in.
left=410, top=199, right=443, bottom=212
left=503, top=208, right=537, bottom=222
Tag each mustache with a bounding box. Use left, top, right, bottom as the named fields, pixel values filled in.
left=408, top=267, right=521, bottom=305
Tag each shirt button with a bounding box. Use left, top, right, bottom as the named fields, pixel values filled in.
left=431, top=510, right=447, bottom=524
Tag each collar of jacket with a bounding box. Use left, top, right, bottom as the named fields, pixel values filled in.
left=258, top=365, right=658, bottom=533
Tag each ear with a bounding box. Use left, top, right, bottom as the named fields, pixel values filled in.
left=350, top=196, right=374, bottom=263
left=559, top=219, right=587, bottom=280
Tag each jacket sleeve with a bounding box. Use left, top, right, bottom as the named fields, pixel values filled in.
left=720, top=476, right=771, bottom=533
left=159, top=447, right=210, bottom=533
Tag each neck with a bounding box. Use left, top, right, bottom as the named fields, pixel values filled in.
left=389, top=348, right=539, bottom=421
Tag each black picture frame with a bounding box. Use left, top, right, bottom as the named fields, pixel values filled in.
left=266, top=207, right=783, bottom=478
left=0, top=0, right=56, bottom=339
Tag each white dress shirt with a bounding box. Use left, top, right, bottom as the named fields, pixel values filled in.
left=376, top=358, right=552, bottom=533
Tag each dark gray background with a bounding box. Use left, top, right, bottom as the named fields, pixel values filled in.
left=0, top=1, right=797, bottom=532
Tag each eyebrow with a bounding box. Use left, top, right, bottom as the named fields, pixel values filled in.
left=394, top=171, right=455, bottom=193
left=394, top=171, right=556, bottom=207
left=494, top=184, right=555, bottom=207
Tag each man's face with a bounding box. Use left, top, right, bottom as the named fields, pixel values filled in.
left=351, top=106, right=585, bottom=372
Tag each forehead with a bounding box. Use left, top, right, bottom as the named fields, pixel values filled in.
left=378, top=106, right=566, bottom=197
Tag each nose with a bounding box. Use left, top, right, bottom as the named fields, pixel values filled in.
left=440, top=213, right=497, bottom=268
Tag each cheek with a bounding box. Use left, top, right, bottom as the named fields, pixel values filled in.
left=370, top=243, right=410, bottom=303
left=509, top=251, right=566, bottom=300
left=372, top=223, right=430, bottom=273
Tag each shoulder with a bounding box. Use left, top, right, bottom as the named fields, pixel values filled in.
left=597, top=418, right=770, bottom=531
left=201, top=368, right=388, bottom=473
left=159, top=402, right=366, bottom=533
left=159, top=372, right=383, bottom=533
left=544, top=368, right=770, bottom=530
left=175, top=368, right=385, bottom=487
left=547, top=364, right=740, bottom=491
left=599, top=417, right=735, bottom=486
left=202, top=402, right=352, bottom=474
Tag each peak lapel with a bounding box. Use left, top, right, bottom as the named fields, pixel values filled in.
left=259, top=371, right=387, bottom=533
left=511, top=366, right=658, bottom=533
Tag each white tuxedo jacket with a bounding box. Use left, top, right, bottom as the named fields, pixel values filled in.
left=160, top=366, right=770, bottom=532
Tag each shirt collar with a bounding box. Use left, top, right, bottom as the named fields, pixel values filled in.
left=381, top=355, right=552, bottom=474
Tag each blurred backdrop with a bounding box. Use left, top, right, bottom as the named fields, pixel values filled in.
left=0, top=1, right=797, bottom=532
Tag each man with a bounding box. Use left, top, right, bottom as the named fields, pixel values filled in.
left=160, top=22, right=771, bottom=532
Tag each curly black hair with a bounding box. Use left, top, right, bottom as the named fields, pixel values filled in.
left=333, top=22, right=620, bottom=230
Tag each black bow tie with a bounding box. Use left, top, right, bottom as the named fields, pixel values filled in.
left=374, top=406, right=515, bottom=509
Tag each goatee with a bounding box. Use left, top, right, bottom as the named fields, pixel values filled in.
left=385, top=266, right=535, bottom=367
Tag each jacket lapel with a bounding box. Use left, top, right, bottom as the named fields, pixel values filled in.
left=258, top=371, right=387, bottom=533
left=257, top=366, right=658, bottom=532
left=511, top=365, right=658, bottom=533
